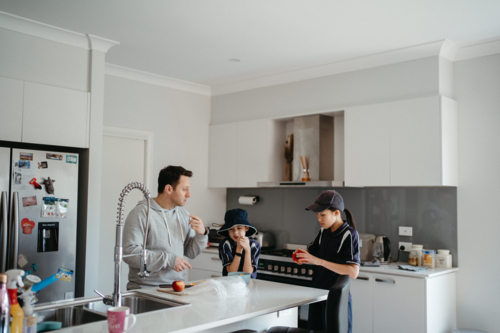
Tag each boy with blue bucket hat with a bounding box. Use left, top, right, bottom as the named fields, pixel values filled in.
left=217, top=209, right=261, bottom=279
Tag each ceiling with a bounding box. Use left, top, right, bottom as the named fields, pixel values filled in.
left=2, top=0, right=500, bottom=89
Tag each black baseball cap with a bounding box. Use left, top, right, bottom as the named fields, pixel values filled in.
left=305, top=190, right=345, bottom=212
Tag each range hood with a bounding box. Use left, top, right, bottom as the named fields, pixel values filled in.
left=257, top=180, right=344, bottom=188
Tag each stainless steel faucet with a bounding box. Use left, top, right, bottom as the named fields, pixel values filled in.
left=95, top=182, right=152, bottom=307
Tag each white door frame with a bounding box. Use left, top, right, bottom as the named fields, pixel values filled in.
left=103, top=126, right=154, bottom=191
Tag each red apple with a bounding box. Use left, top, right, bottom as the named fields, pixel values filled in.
left=292, top=248, right=304, bottom=262
left=172, top=280, right=185, bottom=292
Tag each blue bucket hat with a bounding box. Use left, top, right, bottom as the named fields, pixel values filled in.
left=217, top=209, right=257, bottom=238
left=305, top=190, right=345, bottom=212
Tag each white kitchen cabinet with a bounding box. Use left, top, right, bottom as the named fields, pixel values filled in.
left=0, top=76, right=24, bottom=142
left=351, top=270, right=456, bottom=333
left=345, top=95, right=457, bottom=186
left=189, top=250, right=223, bottom=281
left=350, top=275, right=373, bottom=333
left=22, top=81, right=89, bottom=148
left=209, top=119, right=283, bottom=188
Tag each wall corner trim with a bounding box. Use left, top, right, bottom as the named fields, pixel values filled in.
left=105, top=63, right=211, bottom=96
left=86, top=34, right=120, bottom=53
left=0, top=10, right=118, bottom=51
left=455, top=38, right=500, bottom=62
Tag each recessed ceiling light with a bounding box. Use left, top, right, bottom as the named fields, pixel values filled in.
left=228, top=58, right=241, bottom=62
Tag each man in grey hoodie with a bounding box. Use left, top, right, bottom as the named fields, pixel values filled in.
left=123, top=165, right=208, bottom=289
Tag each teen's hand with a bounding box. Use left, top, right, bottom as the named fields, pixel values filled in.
left=189, top=215, right=205, bottom=235
left=238, top=236, right=251, bottom=252
left=295, top=250, right=322, bottom=266
left=173, top=256, right=192, bottom=272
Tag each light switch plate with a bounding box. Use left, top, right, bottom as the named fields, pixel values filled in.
left=399, top=242, right=412, bottom=252
left=64, top=292, right=74, bottom=300
left=399, top=226, right=413, bottom=236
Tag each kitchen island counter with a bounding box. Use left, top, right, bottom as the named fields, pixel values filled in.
left=54, top=279, right=328, bottom=333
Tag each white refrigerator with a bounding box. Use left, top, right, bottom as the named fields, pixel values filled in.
left=0, top=147, right=78, bottom=303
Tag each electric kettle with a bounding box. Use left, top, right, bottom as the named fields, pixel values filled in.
left=375, top=236, right=391, bottom=263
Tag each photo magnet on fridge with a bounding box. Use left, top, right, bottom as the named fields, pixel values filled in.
left=18, top=160, right=30, bottom=169
left=22, top=196, right=38, bottom=207
left=38, top=161, right=48, bottom=169
left=66, top=155, right=77, bottom=164
left=46, top=153, right=63, bottom=160
left=20, top=152, right=33, bottom=161
left=21, top=218, right=35, bottom=234
left=18, top=254, right=28, bottom=268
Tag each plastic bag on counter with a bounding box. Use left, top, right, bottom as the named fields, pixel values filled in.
left=182, top=276, right=248, bottom=299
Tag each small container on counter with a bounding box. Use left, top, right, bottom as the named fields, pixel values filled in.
left=408, top=248, right=420, bottom=266
left=436, top=249, right=452, bottom=268
left=422, top=249, right=436, bottom=268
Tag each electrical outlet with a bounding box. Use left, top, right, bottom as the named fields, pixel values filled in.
left=399, top=242, right=412, bottom=252
left=399, top=226, right=413, bottom=236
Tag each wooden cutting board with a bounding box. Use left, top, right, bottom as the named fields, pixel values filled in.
left=157, top=288, right=190, bottom=296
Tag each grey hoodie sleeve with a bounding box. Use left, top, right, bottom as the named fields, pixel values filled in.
left=122, top=206, right=177, bottom=272
left=180, top=210, right=208, bottom=259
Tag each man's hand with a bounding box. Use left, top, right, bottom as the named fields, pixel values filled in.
left=188, top=215, right=206, bottom=235
left=238, top=236, right=251, bottom=252
left=173, top=256, right=192, bottom=272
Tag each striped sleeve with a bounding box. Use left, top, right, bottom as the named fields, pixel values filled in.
left=218, top=239, right=234, bottom=268
left=338, top=229, right=361, bottom=266
left=250, top=240, right=261, bottom=271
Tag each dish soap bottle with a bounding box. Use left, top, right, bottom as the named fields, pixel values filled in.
left=6, top=270, right=25, bottom=333
left=0, top=273, right=10, bottom=333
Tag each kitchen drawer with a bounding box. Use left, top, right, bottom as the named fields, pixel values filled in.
left=190, top=252, right=222, bottom=272
left=189, top=268, right=223, bottom=282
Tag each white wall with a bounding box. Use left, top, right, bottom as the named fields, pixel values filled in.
left=211, top=56, right=441, bottom=124
left=103, top=75, right=226, bottom=226
left=454, top=54, right=500, bottom=333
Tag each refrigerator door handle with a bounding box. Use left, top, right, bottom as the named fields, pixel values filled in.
left=1, top=192, right=7, bottom=272
left=9, top=192, right=19, bottom=270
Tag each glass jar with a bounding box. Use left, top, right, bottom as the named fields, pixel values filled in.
left=412, top=244, right=424, bottom=266
left=408, top=248, right=420, bottom=266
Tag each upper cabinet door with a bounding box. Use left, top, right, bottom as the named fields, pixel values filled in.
left=209, top=123, right=238, bottom=188
left=0, top=76, right=24, bottom=142
left=391, top=96, right=443, bottom=186
left=345, top=103, right=391, bottom=187
left=237, top=119, right=269, bottom=187
left=22, top=82, right=89, bottom=148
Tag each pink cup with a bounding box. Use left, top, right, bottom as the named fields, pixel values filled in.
left=107, top=306, right=136, bottom=333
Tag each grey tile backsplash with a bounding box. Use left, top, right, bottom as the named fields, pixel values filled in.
left=226, top=187, right=457, bottom=266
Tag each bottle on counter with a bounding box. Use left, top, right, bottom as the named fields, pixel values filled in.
left=408, top=247, right=420, bottom=266
left=0, top=273, right=10, bottom=333
left=422, top=249, right=436, bottom=268
left=436, top=249, right=452, bottom=268
left=6, top=270, right=25, bottom=333
left=411, top=244, right=424, bottom=266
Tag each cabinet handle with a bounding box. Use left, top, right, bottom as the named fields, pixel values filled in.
left=375, top=278, right=395, bottom=284
left=211, top=257, right=221, bottom=261
left=210, top=275, right=221, bottom=278
left=356, top=276, right=369, bottom=281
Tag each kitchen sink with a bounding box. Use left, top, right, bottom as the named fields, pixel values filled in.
left=34, top=292, right=189, bottom=330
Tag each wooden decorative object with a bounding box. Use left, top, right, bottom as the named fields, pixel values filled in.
left=300, top=155, right=311, bottom=181
left=284, top=134, right=294, bottom=181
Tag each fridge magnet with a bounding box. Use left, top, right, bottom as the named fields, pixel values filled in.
left=55, top=198, right=69, bottom=218
left=18, top=254, right=28, bottom=268
left=22, top=196, right=38, bottom=207
left=18, top=160, right=30, bottom=169
left=57, top=267, right=74, bottom=282
left=38, top=161, right=48, bottom=169
left=14, top=171, right=22, bottom=185
left=46, top=153, right=63, bottom=160
left=41, top=197, right=56, bottom=217
left=21, top=218, right=35, bottom=234
left=41, top=177, right=56, bottom=194
left=66, top=155, right=77, bottom=164
left=29, top=178, right=42, bottom=190
left=20, top=152, right=33, bottom=161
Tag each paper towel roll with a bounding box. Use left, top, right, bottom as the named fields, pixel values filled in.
left=238, top=196, right=258, bottom=205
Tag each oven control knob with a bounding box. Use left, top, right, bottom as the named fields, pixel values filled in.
left=293, top=268, right=298, bottom=275
left=280, top=266, right=286, bottom=273
left=287, top=267, right=292, bottom=274
left=268, top=264, right=273, bottom=271
left=308, top=269, right=314, bottom=276
left=301, top=268, right=306, bottom=275
left=274, top=265, right=279, bottom=272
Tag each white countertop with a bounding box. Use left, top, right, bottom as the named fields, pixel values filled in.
left=54, top=279, right=328, bottom=333
left=359, top=262, right=458, bottom=278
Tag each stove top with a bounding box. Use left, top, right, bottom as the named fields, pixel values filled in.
left=260, top=249, right=295, bottom=258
